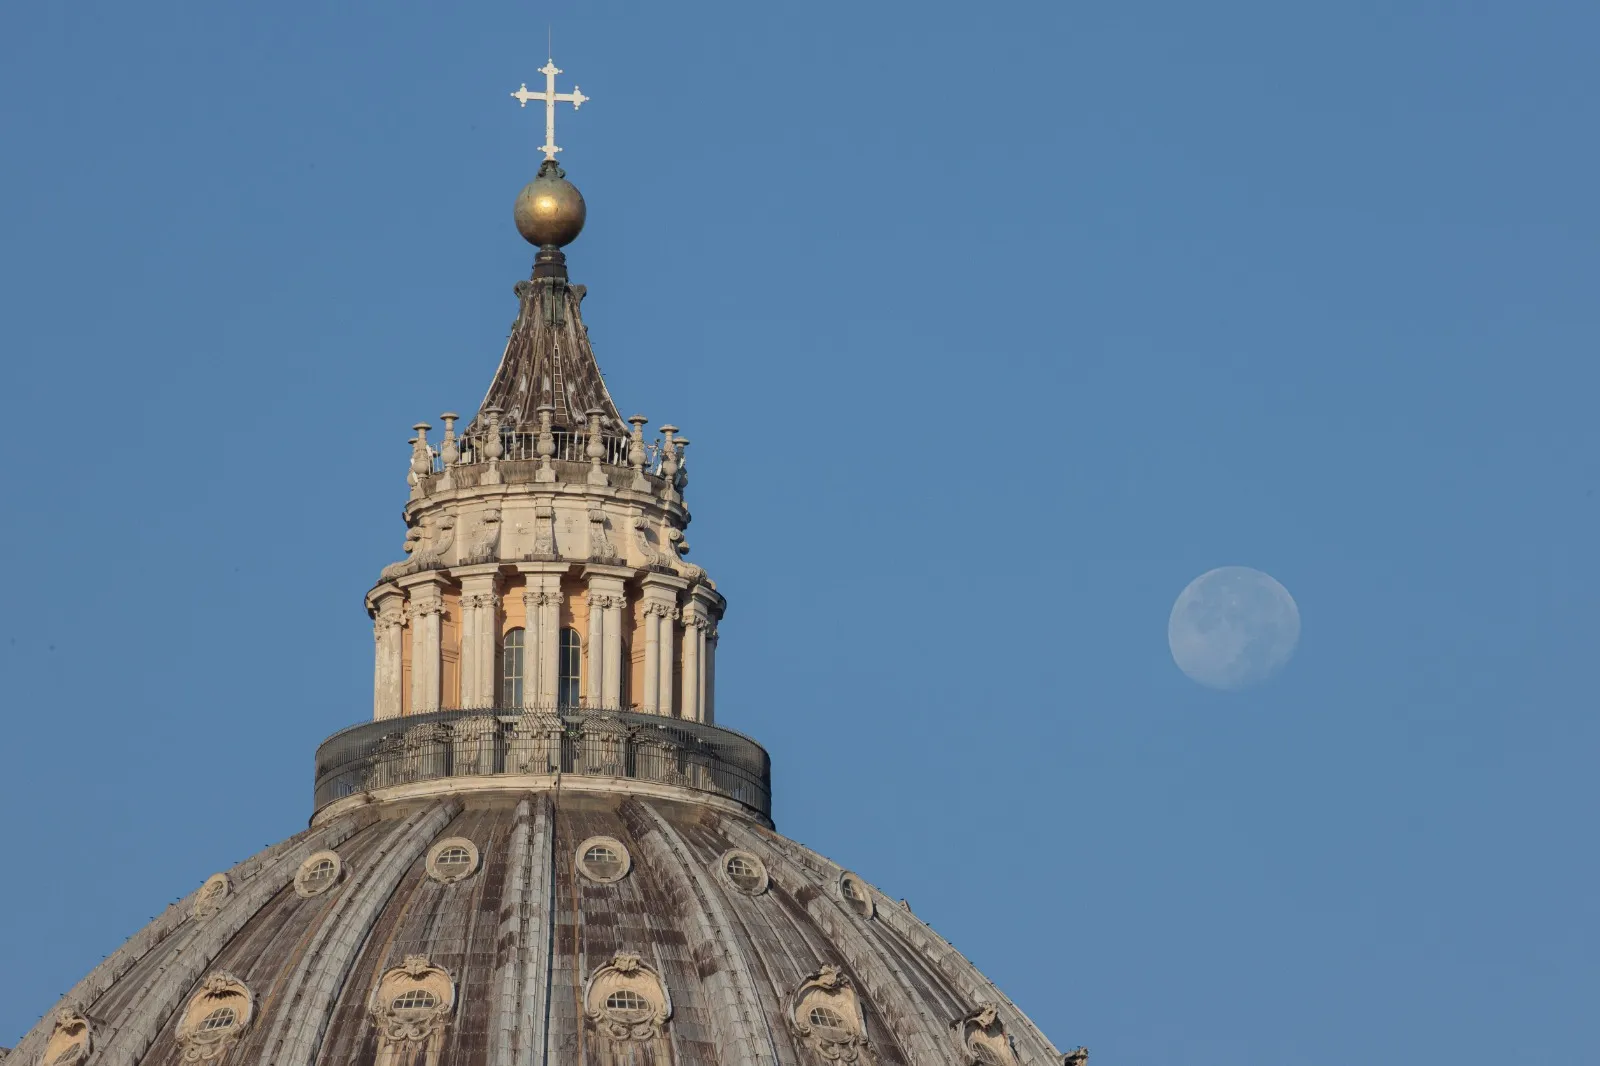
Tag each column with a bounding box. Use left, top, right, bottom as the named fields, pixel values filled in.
left=603, top=595, right=623, bottom=708
left=642, top=605, right=660, bottom=712
left=404, top=577, right=446, bottom=713
left=639, top=573, right=687, bottom=716
left=371, top=588, right=405, bottom=720
left=704, top=624, right=717, bottom=725
left=686, top=585, right=724, bottom=723
left=457, top=567, right=501, bottom=708
left=585, top=590, right=605, bottom=707
left=519, top=564, right=564, bottom=708
left=583, top=565, right=630, bottom=709
left=680, top=605, right=702, bottom=723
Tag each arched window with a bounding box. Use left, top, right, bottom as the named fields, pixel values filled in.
left=501, top=627, right=526, bottom=707
left=559, top=627, right=582, bottom=707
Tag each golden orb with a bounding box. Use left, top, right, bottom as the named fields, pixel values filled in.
left=514, top=159, right=586, bottom=247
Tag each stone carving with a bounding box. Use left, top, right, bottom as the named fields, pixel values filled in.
left=175, top=973, right=253, bottom=1062
left=530, top=500, right=557, bottom=556
left=953, top=1004, right=1019, bottom=1066
left=40, top=1010, right=91, bottom=1066
left=587, top=504, right=615, bottom=560
left=192, top=873, right=232, bottom=922
left=583, top=951, right=672, bottom=1041
left=1062, top=1050, right=1089, bottom=1066
left=464, top=507, right=502, bottom=562
left=380, top=515, right=456, bottom=582
left=369, top=956, right=455, bottom=1066
left=449, top=715, right=499, bottom=776
left=788, top=966, right=876, bottom=1064
left=632, top=514, right=667, bottom=567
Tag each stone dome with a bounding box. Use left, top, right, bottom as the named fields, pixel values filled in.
left=10, top=786, right=1077, bottom=1066
left=10, top=59, right=1085, bottom=1066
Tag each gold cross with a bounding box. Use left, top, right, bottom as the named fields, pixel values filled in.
left=511, top=59, right=589, bottom=160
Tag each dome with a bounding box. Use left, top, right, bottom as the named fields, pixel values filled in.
left=9, top=784, right=1075, bottom=1066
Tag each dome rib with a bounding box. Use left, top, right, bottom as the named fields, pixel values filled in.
left=86, top=812, right=373, bottom=1066
left=630, top=801, right=782, bottom=1066
left=489, top=794, right=555, bottom=1066
left=721, top=820, right=957, bottom=1065
left=263, top=801, right=459, bottom=1066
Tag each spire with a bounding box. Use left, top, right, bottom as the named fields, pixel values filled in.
left=471, top=274, right=623, bottom=432
left=476, top=63, right=616, bottom=434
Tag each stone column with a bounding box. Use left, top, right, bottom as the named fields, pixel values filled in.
left=457, top=566, right=501, bottom=708
left=680, top=604, right=703, bottom=722
left=704, top=624, right=717, bottom=725
left=639, top=573, right=687, bottom=716
left=370, top=587, right=405, bottom=720
left=583, top=565, right=631, bottom=709
left=402, top=577, right=447, bottom=713
left=686, top=585, right=724, bottom=723
left=518, top=564, right=564, bottom=709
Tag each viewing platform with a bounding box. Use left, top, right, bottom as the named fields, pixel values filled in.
left=313, top=706, right=771, bottom=821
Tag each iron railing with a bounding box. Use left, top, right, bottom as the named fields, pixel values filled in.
left=312, top=706, right=771, bottom=818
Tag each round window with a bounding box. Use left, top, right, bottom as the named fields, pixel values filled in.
left=576, top=836, right=631, bottom=883
left=808, top=1005, right=854, bottom=1043
left=604, top=989, right=652, bottom=1021
left=425, top=837, right=481, bottom=884
left=294, top=851, right=344, bottom=898
left=198, top=1007, right=237, bottom=1033
left=392, top=989, right=440, bottom=1011
left=838, top=872, right=874, bottom=918
left=717, top=849, right=769, bottom=895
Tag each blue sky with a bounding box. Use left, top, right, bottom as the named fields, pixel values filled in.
left=2, top=3, right=1597, bottom=1062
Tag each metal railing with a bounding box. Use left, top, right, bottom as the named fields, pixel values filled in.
left=312, top=706, right=771, bottom=818
left=432, top=430, right=661, bottom=474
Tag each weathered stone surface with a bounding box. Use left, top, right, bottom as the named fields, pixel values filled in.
left=14, top=791, right=1072, bottom=1066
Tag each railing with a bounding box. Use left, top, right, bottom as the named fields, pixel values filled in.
left=432, top=429, right=658, bottom=474
left=312, top=706, right=771, bottom=818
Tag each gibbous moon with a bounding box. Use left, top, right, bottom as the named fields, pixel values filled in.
left=1168, top=566, right=1300, bottom=690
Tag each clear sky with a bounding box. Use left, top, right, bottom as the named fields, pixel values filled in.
left=2, top=3, right=1597, bottom=1063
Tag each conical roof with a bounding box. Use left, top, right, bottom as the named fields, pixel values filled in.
left=471, top=272, right=624, bottom=434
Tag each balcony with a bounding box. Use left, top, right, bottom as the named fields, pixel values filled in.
left=313, top=706, right=771, bottom=820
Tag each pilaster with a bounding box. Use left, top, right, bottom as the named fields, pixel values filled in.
left=639, top=572, right=688, bottom=716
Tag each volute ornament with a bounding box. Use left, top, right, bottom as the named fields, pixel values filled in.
left=174, top=972, right=253, bottom=1063
left=583, top=951, right=672, bottom=1041
left=40, top=1010, right=91, bottom=1066
left=369, top=956, right=455, bottom=1066
left=788, top=965, right=877, bottom=1064
left=953, top=1003, right=1019, bottom=1066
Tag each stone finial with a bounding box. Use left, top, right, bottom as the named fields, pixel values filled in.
left=483, top=406, right=504, bottom=485
left=535, top=405, right=557, bottom=483
left=674, top=438, right=690, bottom=494
left=659, top=425, right=680, bottom=500
left=585, top=407, right=607, bottom=486
left=439, top=413, right=459, bottom=466
left=408, top=423, right=433, bottom=500
left=627, top=414, right=650, bottom=490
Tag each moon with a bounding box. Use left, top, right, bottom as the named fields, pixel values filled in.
left=1168, top=566, right=1300, bottom=690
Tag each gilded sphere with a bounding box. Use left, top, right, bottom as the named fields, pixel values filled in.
left=514, top=165, right=586, bottom=247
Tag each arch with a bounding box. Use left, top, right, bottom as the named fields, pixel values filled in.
left=501, top=627, right=526, bottom=707
left=558, top=626, right=582, bottom=707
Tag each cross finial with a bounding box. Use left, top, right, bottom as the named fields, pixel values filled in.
left=511, top=57, right=589, bottom=161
